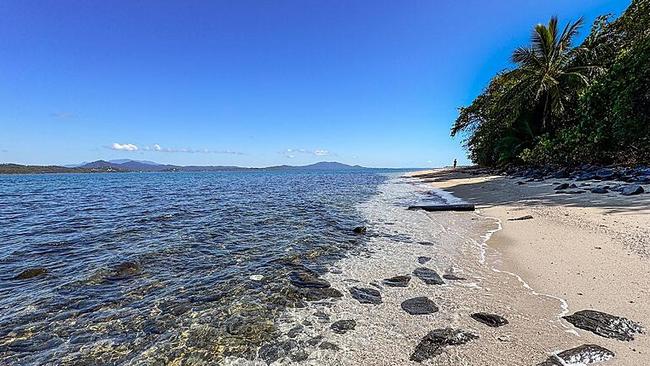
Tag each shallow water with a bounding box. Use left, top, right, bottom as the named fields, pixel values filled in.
left=0, top=171, right=397, bottom=364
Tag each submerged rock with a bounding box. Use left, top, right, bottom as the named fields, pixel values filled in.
left=563, top=310, right=644, bottom=341
left=297, top=287, right=343, bottom=302
left=353, top=226, right=367, bottom=234
left=410, top=328, right=478, bottom=362
left=401, top=297, right=439, bottom=315
left=382, top=275, right=411, bottom=287
left=319, top=341, right=340, bottom=351
left=413, top=267, right=445, bottom=285
left=621, top=185, right=644, bottom=196
left=330, top=320, right=356, bottom=334
left=13, top=267, right=48, bottom=280
left=107, top=261, right=141, bottom=280
left=417, top=256, right=432, bottom=264
left=470, top=312, right=508, bottom=327
left=537, top=344, right=615, bottom=366
left=289, top=270, right=330, bottom=288
left=257, top=339, right=299, bottom=364
left=349, top=287, right=382, bottom=304
left=590, top=187, right=609, bottom=194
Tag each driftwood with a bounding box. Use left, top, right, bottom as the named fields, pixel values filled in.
left=408, top=204, right=475, bottom=212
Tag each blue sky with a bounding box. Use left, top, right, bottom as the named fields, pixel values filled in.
left=0, top=0, right=629, bottom=168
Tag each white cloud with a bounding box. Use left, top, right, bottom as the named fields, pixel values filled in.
left=111, top=143, right=139, bottom=151
left=282, top=148, right=332, bottom=158
left=144, top=144, right=243, bottom=155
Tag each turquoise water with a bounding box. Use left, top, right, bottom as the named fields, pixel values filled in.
left=0, top=170, right=397, bottom=364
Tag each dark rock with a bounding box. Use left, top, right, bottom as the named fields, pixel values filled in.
left=417, top=241, right=435, bottom=246
left=297, top=287, right=343, bottom=302
left=410, top=328, right=478, bottom=362
left=413, top=268, right=445, bottom=285
left=107, top=261, right=141, bottom=280
left=555, top=183, right=570, bottom=190
left=508, top=215, right=533, bottom=221
left=258, top=339, right=298, bottom=363
left=417, top=256, right=432, bottom=264
left=401, top=297, right=439, bottom=315
left=621, top=185, right=644, bottom=196
left=595, top=168, right=616, bottom=180
left=470, top=312, right=509, bottom=327
left=382, top=275, right=411, bottom=287
left=306, top=335, right=323, bottom=346
left=590, top=187, right=609, bottom=194
left=537, top=344, right=615, bottom=366
left=576, top=172, right=597, bottom=181
left=442, top=273, right=466, bottom=281
left=563, top=310, right=644, bottom=341
left=353, top=226, right=367, bottom=234
left=289, top=270, right=330, bottom=288
left=556, top=189, right=586, bottom=194
left=319, top=341, right=339, bottom=351
left=553, top=169, right=570, bottom=179
left=330, top=320, right=356, bottom=334
left=286, top=325, right=303, bottom=338
left=13, top=267, right=48, bottom=280
left=516, top=181, right=526, bottom=185
left=349, top=287, right=382, bottom=304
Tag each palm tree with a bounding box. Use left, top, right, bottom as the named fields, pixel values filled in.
left=509, top=16, right=599, bottom=131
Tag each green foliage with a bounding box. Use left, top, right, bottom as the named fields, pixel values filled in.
left=452, top=0, right=650, bottom=167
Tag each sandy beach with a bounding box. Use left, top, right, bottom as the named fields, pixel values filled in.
left=411, top=168, right=650, bottom=365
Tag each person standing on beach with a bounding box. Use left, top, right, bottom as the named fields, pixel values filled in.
left=453, top=159, right=457, bottom=169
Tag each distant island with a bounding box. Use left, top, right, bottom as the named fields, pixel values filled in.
left=0, top=160, right=368, bottom=174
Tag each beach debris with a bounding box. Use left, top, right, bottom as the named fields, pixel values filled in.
left=13, top=267, right=48, bottom=280
left=621, top=185, right=644, bottom=196
left=349, top=286, right=382, bottom=304
left=410, top=328, right=478, bottom=362
left=508, top=215, right=533, bottom=221
left=413, top=267, right=445, bottom=285
left=249, top=274, right=264, bottom=281
left=470, top=312, right=509, bottom=327
left=590, top=187, right=609, bottom=194
left=289, top=270, right=330, bottom=288
left=319, top=341, right=340, bottom=351
left=401, top=297, right=439, bottom=315
left=442, top=273, right=466, bottom=281
left=330, top=319, right=356, bottom=334
left=563, top=310, right=644, bottom=341
left=382, top=275, right=411, bottom=287
left=537, top=344, right=615, bottom=366
left=353, top=226, right=367, bottom=234
left=408, top=204, right=475, bottom=212
left=417, top=241, right=435, bottom=246
left=417, top=256, right=432, bottom=264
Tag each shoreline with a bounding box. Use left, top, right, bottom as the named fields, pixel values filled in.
left=412, top=168, right=649, bottom=365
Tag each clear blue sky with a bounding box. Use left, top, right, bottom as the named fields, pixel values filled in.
left=0, top=0, right=629, bottom=168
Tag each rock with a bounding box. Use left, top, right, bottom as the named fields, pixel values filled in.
left=563, top=310, right=644, bottom=341
left=576, top=172, right=597, bottom=181
left=554, top=183, right=569, bottom=190
left=556, top=189, right=586, bottom=194
left=470, top=312, right=509, bottom=327
left=621, top=185, right=644, bottom=196
left=590, top=187, right=609, bottom=194
left=353, top=226, right=367, bottom=234
left=289, top=270, right=330, bottom=288
left=508, top=215, right=533, bottom=221
left=287, top=325, right=303, bottom=338
left=595, top=168, right=616, bottom=180
left=516, top=181, right=526, bottom=185
left=537, top=344, right=615, bottom=366
left=417, top=241, right=435, bottom=246
left=330, top=320, right=356, bottom=334
left=417, top=256, right=432, bottom=264
left=319, top=341, right=339, bottom=351
left=442, top=273, right=466, bottom=281
left=410, top=328, right=478, bottom=362
left=13, top=267, right=48, bottom=280
left=553, top=169, right=570, bottom=179
left=401, top=297, right=439, bottom=315
left=107, top=261, right=141, bottom=280
left=413, top=267, right=445, bottom=285
left=297, top=287, right=343, bottom=302
left=382, top=275, right=411, bottom=287
left=258, top=339, right=298, bottom=364
left=349, top=287, right=382, bottom=304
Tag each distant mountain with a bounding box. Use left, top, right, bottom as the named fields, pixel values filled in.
left=1, top=160, right=368, bottom=174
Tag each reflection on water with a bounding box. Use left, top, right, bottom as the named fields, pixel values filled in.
left=0, top=171, right=387, bottom=364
